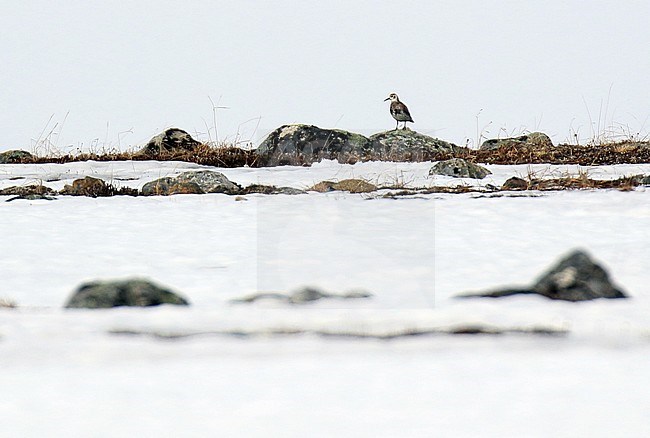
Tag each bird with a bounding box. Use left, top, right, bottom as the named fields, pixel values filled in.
left=384, top=93, right=414, bottom=130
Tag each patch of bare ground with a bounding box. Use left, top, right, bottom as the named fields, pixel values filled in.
left=457, top=141, right=650, bottom=165
left=16, top=144, right=260, bottom=167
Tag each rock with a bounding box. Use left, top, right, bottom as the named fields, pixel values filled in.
left=369, top=130, right=461, bottom=161
left=167, top=181, right=204, bottom=195
left=480, top=132, right=553, bottom=151
left=429, top=158, right=491, bottom=179
left=501, top=176, right=529, bottom=190
left=457, top=249, right=627, bottom=302
left=275, top=187, right=307, bottom=195
left=175, top=171, right=241, bottom=194
left=231, top=286, right=373, bottom=305
left=141, top=171, right=240, bottom=196
left=240, top=184, right=306, bottom=195
left=138, top=128, right=202, bottom=156
left=5, top=194, right=56, bottom=202
left=256, top=124, right=373, bottom=166
left=0, top=150, right=33, bottom=164
left=309, top=179, right=377, bottom=193
left=61, top=177, right=110, bottom=197
left=141, top=177, right=175, bottom=196
left=65, top=278, right=189, bottom=309
left=0, top=184, right=55, bottom=197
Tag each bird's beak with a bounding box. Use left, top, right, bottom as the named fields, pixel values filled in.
left=383, top=97, right=390, bottom=101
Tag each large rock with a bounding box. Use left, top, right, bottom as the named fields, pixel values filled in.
left=0, top=150, right=34, bottom=164
left=65, top=278, right=189, bottom=308
left=429, top=158, right=491, bottom=179
left=480, top=132, right=553, bottom=151
left=457, top=249, right=627, bottom=302
left=369, top=130, right=461, bottom=161
left=141, top=171, right=240, bottom=195
left=138, top=128, right=202, bottom=156
left=256, top=124, right=461, bottom=166
left=256, top=124, right=373, bottom=166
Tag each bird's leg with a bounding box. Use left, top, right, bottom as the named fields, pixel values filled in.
left=395, top=120, right=399, bottom=131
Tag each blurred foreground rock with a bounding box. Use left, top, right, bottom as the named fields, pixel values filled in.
left=231, top=286, right=372, bottom=304
left=457, top=249, right=627, bottom=302
left=65, top=278, right=189, bottom=308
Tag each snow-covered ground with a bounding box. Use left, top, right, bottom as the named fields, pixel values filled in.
left=1, top=160, right=649, bottom=437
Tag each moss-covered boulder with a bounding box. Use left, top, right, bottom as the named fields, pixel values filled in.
left=429, top=158, right=492, bottom=179
left=480, top=132, right=553, bottom=151
left=65, top=278, right=189, bottom=308
left=0, top=150, right=34, bottom=164
left=256, top=124, right=373, bottom=166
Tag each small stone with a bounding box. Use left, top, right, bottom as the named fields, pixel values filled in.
left=61, top=177, right=109, bottom=197
left=429, top=158, right=491, bottom=179
left=502, top=176, right=529, bottom=190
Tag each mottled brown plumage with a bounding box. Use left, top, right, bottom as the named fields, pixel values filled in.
left=384, top=93, right=414, bottom=130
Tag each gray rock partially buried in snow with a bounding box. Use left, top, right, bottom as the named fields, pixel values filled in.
left=429, top=158, right=492, bottom=179
left=457, top=249, right=627, bottom=302
left=65, top=278, right=189, bottom=309
left=141, top=171, right=240, bottom=195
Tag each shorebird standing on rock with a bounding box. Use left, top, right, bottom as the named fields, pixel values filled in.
left=384, top=93, right=414, bottom=130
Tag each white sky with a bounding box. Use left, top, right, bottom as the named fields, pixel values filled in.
left=1, top=1, right=649, bottom=152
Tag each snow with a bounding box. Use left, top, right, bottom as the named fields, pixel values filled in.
left=1, top=159, right=649, bottom=437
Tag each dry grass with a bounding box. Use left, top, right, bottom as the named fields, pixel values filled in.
left=457, top=141, right=650, bottom=165
left=14, top=143, right=260, bottom=168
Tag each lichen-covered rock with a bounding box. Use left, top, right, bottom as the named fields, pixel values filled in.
left=256, top=124, right=373, bottom=166
left=309, top=179, right=377, bottom=193
left=0, top=150, right=33, bottom=164
left=369, top=130, right=461, bottom=161
left=429, top=158, right=491, bottom=179
left=61, top=177, right=109, bottom=197
left=65, top=278, right=189, bottom=308
left=480, top=132, right=553, bottom=151
left=457, top=249, right=627, bottom=302
left=141, top=171, right=239, bottom=196
left=138, top=128, right=202, bottom=156
left=175, top=171, right=241, bottom=193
